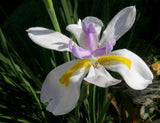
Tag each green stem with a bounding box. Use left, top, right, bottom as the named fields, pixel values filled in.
left=60, top=0, right=72, bottom=24
left=93, top=85, right=96, bottom=123
left=43, top=0, right=70, bottom=62
left=51, top=50, right=56, bottom=67
left=43, top=0, right=61, bottom=32
left=97, top=88, right=109, bottom=123
left=73, top=0, right=78, bottom=22
left=103, top=88, right=109, bottom=107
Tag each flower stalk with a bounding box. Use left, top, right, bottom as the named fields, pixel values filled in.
left=43, top=0, right=61, bottom=32
left=43, top=0, right=70, bottom=61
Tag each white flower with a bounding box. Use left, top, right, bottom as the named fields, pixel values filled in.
left=26, top=6, right=153, bottom=115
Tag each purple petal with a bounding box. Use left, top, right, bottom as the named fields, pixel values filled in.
left=88, top=23, right=96, bottom=33
left=82, top=21, right=88, bottom=34
left=92, top=45, right=106, bottom=57
left=93, top=39, right=116, bottom=57
left=69, top=39, right=91, bottom=59
left=81, top=21, right=98, bottom=51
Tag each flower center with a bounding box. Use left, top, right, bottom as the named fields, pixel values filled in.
left=88, top=57, right=98, bottom=68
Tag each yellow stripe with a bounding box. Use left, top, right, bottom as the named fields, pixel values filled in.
left=98, top=55, right=132, bottom=69
left=59, top=60, right=90, bottom=87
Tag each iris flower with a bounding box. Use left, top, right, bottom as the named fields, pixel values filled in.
left=27, top=6, right=153, bottom=115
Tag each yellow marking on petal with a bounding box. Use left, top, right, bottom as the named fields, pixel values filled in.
left=98, top=55, right=132, bottom=70
left=59, top=60, right=91, bottom=87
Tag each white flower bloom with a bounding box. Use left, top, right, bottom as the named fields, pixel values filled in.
left=27, top=6, right=153, bottom=115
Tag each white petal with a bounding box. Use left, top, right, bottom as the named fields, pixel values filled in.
left=84, top=64, right=121, bottom=88
left=83, top=16, right=103, bottom=36
left=66, top=22, right=82, bottom=45
left=104, top=49, right=153, bottom=90
left=27, top=27, right=70, bottom=51
left=100, top=6, right=136, bottom=45
left=40, top=60, right=89, bottom=115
